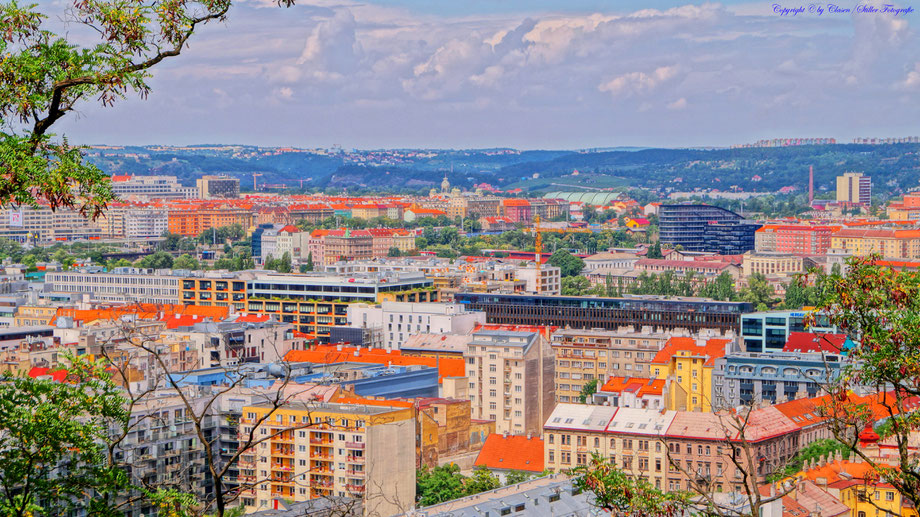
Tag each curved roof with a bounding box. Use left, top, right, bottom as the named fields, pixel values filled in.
left=543, top=191, right=622, bottom=205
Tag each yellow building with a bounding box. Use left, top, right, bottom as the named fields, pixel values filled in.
left=830, top=229, right=920, bottom=259
left=796, top=459, right=918, bottom=517
left=238, top=400, right=416, bottom=516
left=650, top=337, right=731, bottom=412
left=13, top=305, right=59, bottom=327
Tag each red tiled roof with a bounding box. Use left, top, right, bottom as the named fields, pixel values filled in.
left=28, top=367, right=68, bottom=382
left=285, top=346, right=464, bottom=383
left=782, top=332, right=848, bottom=354
left=650, top=337, right=731, bottom=366
left=599, top=376, right=666, bottom=397
left=474, top=434, right=545, bottom=473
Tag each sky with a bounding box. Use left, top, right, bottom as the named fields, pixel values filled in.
left=48, top=0, right=920, bottom=149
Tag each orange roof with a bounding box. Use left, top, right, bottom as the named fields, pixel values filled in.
left=285, top=346, right=464, bottom=383
left=502, top=199, right=531, bottom=207
left=333, top=397, right=414, bottom=408
left=53, top=304, right=229, bottom=326
left=473, top=434, right=545, bottom=473
left=800, top=459, right=879, bottom=486
left=599, top=376, right=665, bottom=397
left=650, top=337, right=731, bottom=366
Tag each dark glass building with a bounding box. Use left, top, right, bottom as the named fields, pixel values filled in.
left=455, top=293, right=752, bottom=334
left=659, top=204, right=762, bottom=255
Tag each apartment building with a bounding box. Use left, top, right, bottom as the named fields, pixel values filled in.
left=711, top=350, right=845, bottom=408
left=180, top=272, right=248, bottom=311
left=830, top=228, right=920, bottom=260
left=346, top=301, right=485, bottom=350
left=110, top=174, right=197, bottom=200
left=886, top=192, right=920, bottom=221
left=755, top=225, right=835, bottom=255
left=544, top=403, right=807, bottom=494
left=0, top=206, right=102, bottom=242
left=836, top=172, right=871, bottom=204
left=514, top=264, right=561, bottom=295
left=650, top=337, right=733, bottom=412
left=13, top=305, right=59, bottom=327
left=464, top=330, right=554, bottom=435
left=238, top=401, right=416, bottom=517
left=741, top=310, right=837, bottom=353
left=543, top=404, right=674, bottom=491
left=95, top=205, right=170, bottom=239
left=550, top=328, right=668, bottom=403
left=46, top=267, right=182, bottom=305
left=167, top=207, right=253, bottom=237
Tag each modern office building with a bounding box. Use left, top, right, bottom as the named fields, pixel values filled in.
left=740, top=310, right=836, bottom=353
left=196, top=175, right=241, bottom=199
left=244, top=272, right=436, bottom=342
left=835, top=172, right=871, bottom=204
left=659, top=204, right=761, bottom=255
left=454, top=293, right=752, bottom=334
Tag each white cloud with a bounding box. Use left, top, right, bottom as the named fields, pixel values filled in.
left=898, top=63, right=920, bottom=90
left=667, top=97, right=688, bottom=110
left=599, top=66, right=680, bottom=96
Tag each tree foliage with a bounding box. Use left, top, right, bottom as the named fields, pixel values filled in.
left=547, top=249, right=585, bottom=277
left=815, top=256, right=920, bottom=506
left=416, top=464, right=466, bottom=507
left=573, top=453, right=688, bottom=516
left=0, top=354, right=130, bottom=516
left=0, top=0, right=291, bottom=216
left=578, top=379, right=599, bottom=404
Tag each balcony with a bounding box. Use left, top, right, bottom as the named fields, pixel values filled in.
left=345, top=442, right=365, bottom=450
left=346, top=469, right=365, bottom=476
left=346, top=484, right=366, bottom=494
left=310, top=437, right=333, bottom=445
left=347, top=455, right=365, bottom=463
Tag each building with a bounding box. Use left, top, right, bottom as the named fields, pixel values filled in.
left=238, top=400, right=416, bottom=517
left=168, top=206, right=253, bottom=236
left=472, top=434, right=545, bottom=483
left=650, top=336, right=733, bottom=412
left=711, top=349, right=846, bottom=408
left=886, top=192, right=920, bottom=220
left=243, top=272, right=437, bottom=342
left=741, top=252, right=815, bottom=279
left=659, top=204, right=761, bottom=255
left=462, top=330, right=554, bottom=436
left=454, top=293, right=752, bottom=335
left=502, top=199, right=532, bottom=223
left=0, top=206, right=103, bottom=242
left=46, top=267, right=182, bottom=305
left=346, top=301, right=485, bottom=350
left=550, top=328, right=682, bottom=403
left=180, top=272, right=248, bottom=311
left=324, top=229, right=373, bottom=265
left=592, top=376, right=668, bottom=410
left=196, top=175, right=241, bottom=199
left=110, top=174, right=197, bottom=200
left=755, top=225, right=834, bottom=255
left=513, top=264, right=561, bottom=295
left=740, top=310, right=837, bottom=353
left=835, top=172, right=871, bottom=204
left=96, top=205, right=170, bottom=239
left=830, top=228, right=920, bottom=260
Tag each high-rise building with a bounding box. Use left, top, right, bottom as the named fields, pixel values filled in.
left=196, top=175, right=241, bottom=199
left=835, top=172, right=871, bottom=204
left=658, top=204, right=761, bottom=255
left=110, top=174, right=198, bottom=200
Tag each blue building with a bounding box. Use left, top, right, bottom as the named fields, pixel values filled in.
left=740, top=310, right=836, bottom=353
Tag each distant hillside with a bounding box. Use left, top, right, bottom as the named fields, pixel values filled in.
left=83, top=143, right=920, bottom=198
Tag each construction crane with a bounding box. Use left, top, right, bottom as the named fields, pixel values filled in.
left=251, top=173, right=263, bottom=191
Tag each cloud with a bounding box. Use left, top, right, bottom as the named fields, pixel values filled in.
left=667, top=97, right=688, bottom=110
left=599, top=66, right=680, bottom=96
left=897, top=62, right=920, bottom=90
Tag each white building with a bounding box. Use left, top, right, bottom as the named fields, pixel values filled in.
left=45, top=267, right=182, bottom=305
left=347, top=301, right=486, bottom=350
left=110, top=174, right=197, bottom=200
left=514, top=264, right=561, bottom=295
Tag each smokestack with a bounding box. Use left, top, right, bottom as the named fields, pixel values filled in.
left=808, top=166, right=814, bottom=205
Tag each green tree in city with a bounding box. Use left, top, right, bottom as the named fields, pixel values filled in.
left=463, top=466, right=501, bottom=495
left=0, top=0, right=293, bottom=218
left=504, top=470, right=533, bottom=486
left=547, top=249, right=585, bottom=277
left=646, top=241, right=663, bottom=259
left=573, top=453, right=688, bottom=516
left=0, top=354, right=128, bottom=516
left=698, top=271, right=736, bottom=301
left=173, top=253, right=200, bottom=270
left=277, top=252, right=292, bottom=273
left=740, top=273, right=775, bottom=309
left=134, top=251, right=174, bottom=270
left=302, top=252, right=314, bottom=272
left=562, top=276, right=591, bottom=296
left=416, top=464, right=467, bottom=507
left=388, top=247, right=403, bottom=257
left=578, top=379, right=599, bottom=403
left=263, top=254, right=277, bottom=271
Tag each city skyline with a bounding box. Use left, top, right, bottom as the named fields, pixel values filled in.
left=51, top=0, right=920, bottom=150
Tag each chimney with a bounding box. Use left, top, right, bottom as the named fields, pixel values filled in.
left=808, top=165, right=814, bottom=205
